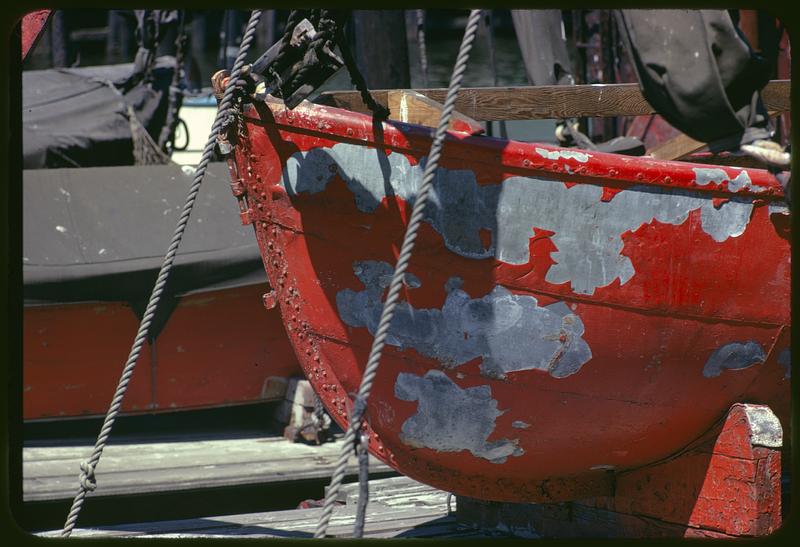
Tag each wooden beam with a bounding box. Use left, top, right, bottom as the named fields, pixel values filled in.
left=386, top=90, right=484, bottom=134
left=316, top=80, right=790, bottom=121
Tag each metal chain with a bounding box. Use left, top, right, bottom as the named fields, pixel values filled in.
left=59, top=9, right=263, bottom=538
left=313, top=9, right=483, bottom=539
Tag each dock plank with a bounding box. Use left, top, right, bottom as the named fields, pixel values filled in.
left=37, top=476, right=479, bottom=538
left=24, top=433, right=393, bottom=502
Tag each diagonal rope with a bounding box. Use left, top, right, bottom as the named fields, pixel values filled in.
left=313, top=9, right=483, bottom=539
left=59, top=9, right=263, bottom=538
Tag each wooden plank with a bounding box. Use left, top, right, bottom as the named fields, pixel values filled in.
left=23, top=433, right=393, bottom=502
left=333, top=475, right=450, bottom=509
left=36, top=476, right=462, bottom=538
left=316, top=79, right=790, bottom=121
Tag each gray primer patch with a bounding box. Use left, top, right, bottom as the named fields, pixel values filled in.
left=283, top=143, right=755, bottom=294
left=769, top=202, right=790, bottom=216
left=535, top=147, right=590, bottom=163
left=702, top=341, right=766, bottom=378
left=395, top=370, right=523, bottom=463
left=512, top=421, right=531, bottom=429
left=337, top=260, right=592, bottom=379
left=693, top=167, right=764, bottom=193
left=778, top=348, right=791, bottom=379
left=742, top=404, right=783, bottom=448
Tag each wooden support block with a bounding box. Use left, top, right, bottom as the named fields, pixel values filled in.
left=387, top=90, right=484, bottom=135
left=456, top=403, right=783, bottom=538
left=274, top=377, right=331, bottom=444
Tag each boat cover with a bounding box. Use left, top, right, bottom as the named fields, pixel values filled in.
left=22, top=57, right=175, bottom=169
left=23, top=162, right=266, bottom=306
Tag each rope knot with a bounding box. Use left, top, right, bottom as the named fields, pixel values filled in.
left=79, top=461, right=97, bottom=492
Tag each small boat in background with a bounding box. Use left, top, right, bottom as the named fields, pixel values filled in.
left=228, top=93, right=790, bottom=503
left=23, top=162, right=300, bottom=421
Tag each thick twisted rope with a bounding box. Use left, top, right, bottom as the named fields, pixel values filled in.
left=334, top=13, right=389, bottom=120
left=313, top=9, right=483, bottom=538
left=59, top=9, right=263, bottom=538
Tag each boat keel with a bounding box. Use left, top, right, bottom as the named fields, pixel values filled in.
left=455, top=403, right=784, bottom=538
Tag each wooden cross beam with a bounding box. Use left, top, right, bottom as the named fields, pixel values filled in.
left=316, top=80, right=790, bottom=121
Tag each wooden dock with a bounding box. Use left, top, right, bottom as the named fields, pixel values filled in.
left=37, top=476, right=519, bottom=538
left=24, top=432, right=393, bottom=503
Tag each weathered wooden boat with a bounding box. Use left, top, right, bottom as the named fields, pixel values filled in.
left=23, top=163, right=300, bottom=421
left=224, top=89, right=790, bottom=505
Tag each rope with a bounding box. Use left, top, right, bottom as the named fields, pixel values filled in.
left=128, top=104, right=171, bottom=165
left=59, top=9, right=263, bottom=538
left=157, top=9, right=188, bottom=152
left=333, top=13, right=389, bottom=120
left=415, top=10, right=428, bottom=88
left=313, top=9, right=483, bottom=538
left=352, top=432, right=370, bottom=538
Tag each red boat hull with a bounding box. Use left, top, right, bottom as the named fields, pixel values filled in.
left=24, top=283, right=300, bottom=420
left=233, top=99, right=790, bottom=503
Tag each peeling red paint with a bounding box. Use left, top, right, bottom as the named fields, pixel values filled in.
left=20, top=10, right=50, bottom=61
left=233, top=98, right=790, bottom=505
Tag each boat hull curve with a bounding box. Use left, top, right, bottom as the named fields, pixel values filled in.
left=233, top=98, right=790, bottom=503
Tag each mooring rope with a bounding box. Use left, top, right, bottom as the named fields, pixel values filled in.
left=415, top=9, right=429, bottom=88
left=313, top=9, right=483, bottom=539
left=59, top=9, right=263, bottom=538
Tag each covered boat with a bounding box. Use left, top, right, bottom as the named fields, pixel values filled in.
left=22, top=58, right=176, bottom=169
left=23, top=162, right=300, bottom=420
left=226, top=95, right=790, bottom=503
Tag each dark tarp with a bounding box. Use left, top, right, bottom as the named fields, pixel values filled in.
left=614, top=10, right=772, bottom=145
left=23, top=162, right=267, bottom=309
left=22, top=57, right=175, bottom=169
left=510, top=10, right=575, bottom=87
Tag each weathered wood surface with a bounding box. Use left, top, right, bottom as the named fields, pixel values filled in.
left=387, top=89, right=484, bottom=134
left=316, top=79, right=790, bottom=120
left=23, top=433, right=393, bottom=502
left=37, top=477, right=497, bottom=538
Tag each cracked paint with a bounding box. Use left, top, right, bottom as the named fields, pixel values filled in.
left=282, top=143, right=755, bottom=295
left=702, top=341, right=766, bottom=378
left=742, top=405, right=782, bottom=448
left=337, top=260, right=592, bottom=379
left=395, top=369, right=523, bottom=463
